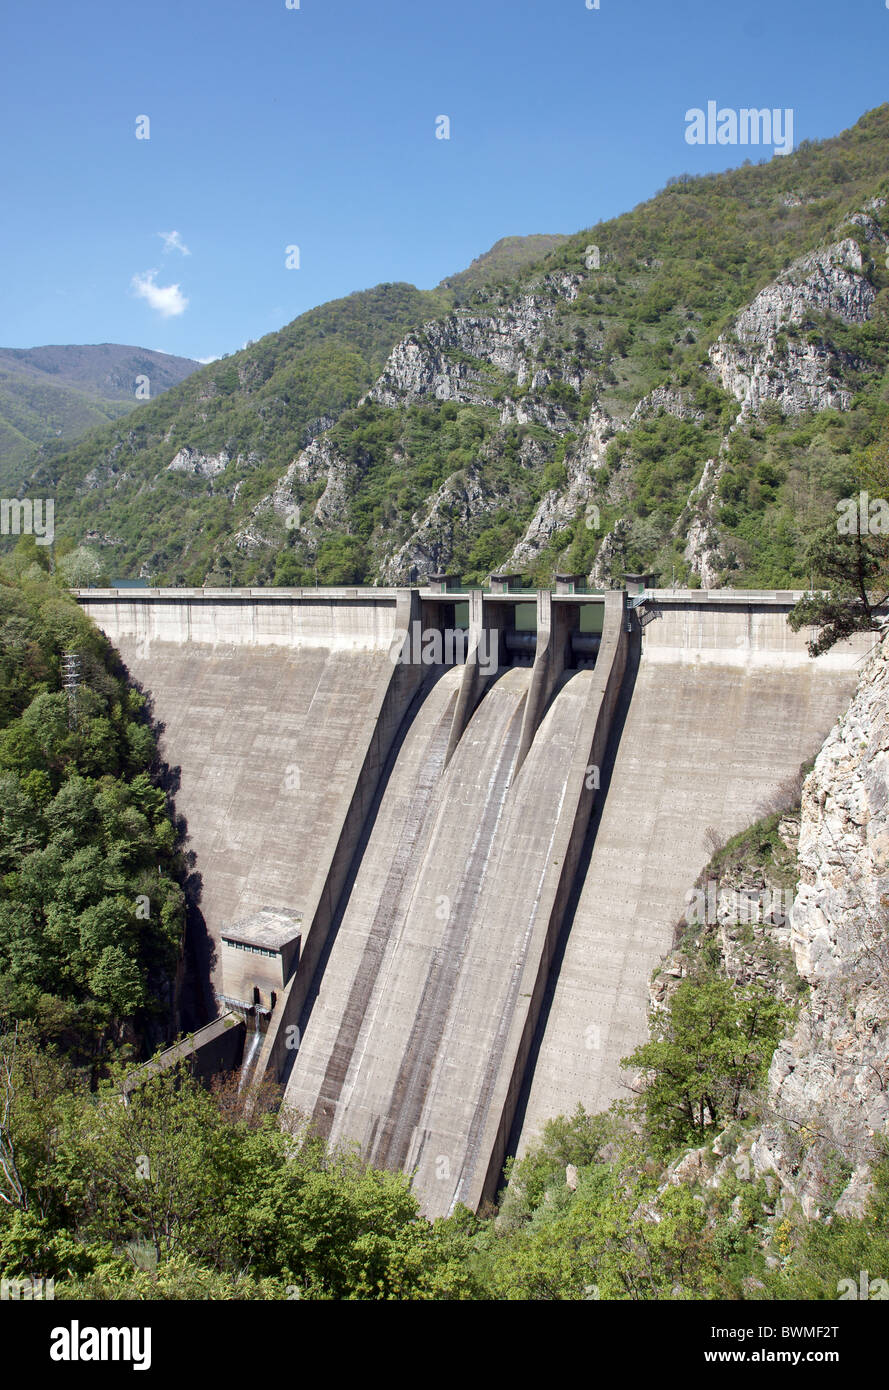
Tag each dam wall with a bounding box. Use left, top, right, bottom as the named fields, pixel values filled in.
left=77, top=587, right=400, bottom=650
left=639, top=589, right=873, bottom=667
left=74, top=584, right=878, bottom=1213
left=514, top=591, right=877, bottom=1159
left=75, top=588, right=424, bottom=1033
left=463, top=588, right=627, bottom=1210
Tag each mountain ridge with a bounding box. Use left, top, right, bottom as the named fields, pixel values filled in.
left=0, top=342, right=201, bottom=485
left=11, top=104, right=889, bottom=590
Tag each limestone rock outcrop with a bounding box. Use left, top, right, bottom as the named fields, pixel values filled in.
left=755, top=629, right=889, bottom=1215
left=231, top=209, right=882, bottom=587
left=658, top=632, right=889, bottom=1219
left=367, top=273, right=583, bottom=411
left=233, top=436, right=358, bottom=555
left=507, top=405, right=618, bottom=571
left=379, top=466, right=512, bottom=584
left=167, top=446, right=231, bottom=479
left=643, top=638, right=889, bottom=1224
left=708, top=239, right=874, bottom=418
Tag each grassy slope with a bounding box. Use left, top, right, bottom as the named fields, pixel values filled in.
left=438, top=233, right=570, bottom=297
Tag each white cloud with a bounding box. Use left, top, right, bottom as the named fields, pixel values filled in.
left=196, top=354, right=220, bottom=364
left=158, top=229, right=191, bottom=256
left=131, top=269, right=189, bottom=318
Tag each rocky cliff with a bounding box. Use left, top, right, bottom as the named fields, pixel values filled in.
left=650, top=629, right=889, bottom=1222
left=241, top=200, right=884, bottom=587
left=708, top=237, right=875, bottom=419
left=753, top=626, right=889, bottom=1218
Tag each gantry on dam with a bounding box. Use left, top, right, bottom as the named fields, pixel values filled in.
left=76, top=577, right=874, bottom=1217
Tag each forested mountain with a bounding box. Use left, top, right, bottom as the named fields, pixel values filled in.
left=0, top=344, right=199, bottom=484
left=11, top=105, right=889, bottom=591
left=14, top=284, right=456, bottom=585
left=1, top=259, right=888, bottom=1295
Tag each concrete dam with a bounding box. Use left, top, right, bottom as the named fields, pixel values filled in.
left=76, top=582, right=875, bottom=1217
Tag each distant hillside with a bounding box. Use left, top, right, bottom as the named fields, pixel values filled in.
left=14, top=105, right=889, bottom=590
left=438, top=234, right=569, bottom=298
left=0, top=343, right=200, bottom=483
left=15, top=283, right=453, bottom=581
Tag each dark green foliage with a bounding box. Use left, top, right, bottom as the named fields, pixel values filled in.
left=789, top=523, right=888, bottom=653
left=474, top=1107, right=772, bottom=1300
left=708, top=405, right=888, bottom=588
left=787, top=424, right=889, bottom=651
left=0, top=1031, right=477, bottom=1300
left=622, top=972, right=790, bottom=1152
left=14, top=283, right=453, bottom=584
left=0, top=562, right=184, bottom=1056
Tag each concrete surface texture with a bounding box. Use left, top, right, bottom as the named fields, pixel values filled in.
left=286, top=664, right=532, bottom=1215
left=286, top=593, right=626, bottom=1217
left=514, top=605, right=877, bottom=1158
left=77, top=590, right=399, bottom=650
left=412, top=665, right=602, bottom=1215
left=86, top=624, right=399, bottom=994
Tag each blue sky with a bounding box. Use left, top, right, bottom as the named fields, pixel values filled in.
left=2, top=0, right=887, bottom=361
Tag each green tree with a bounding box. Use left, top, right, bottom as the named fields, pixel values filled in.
left=622, top=971, right=789, bottom=1152
left=0, top=570, right=184, bottom=1054
left=788, top=520, right=888, bottom=655
left=789, top=432, right=889, bottom=654
left=56, top=546, right=108, bottom=589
